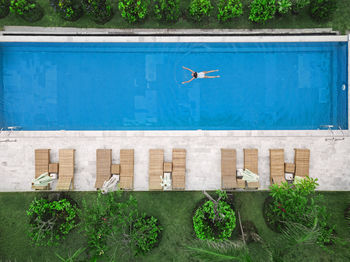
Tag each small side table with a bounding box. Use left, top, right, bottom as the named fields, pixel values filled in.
left=284, top=163, right=295, bottom=174
left=111, top=164, right=120, bottom=174
left=164, top=162, right=172, bottom=173
left=49, top=163, right=59, bottom=174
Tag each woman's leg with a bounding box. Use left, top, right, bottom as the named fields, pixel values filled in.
left=203, top=70, right=219, bottom=74
left=204, top=76, right=220, bottom=78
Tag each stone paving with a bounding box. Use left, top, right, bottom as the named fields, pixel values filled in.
left=0, top=131, right=349, bottom=192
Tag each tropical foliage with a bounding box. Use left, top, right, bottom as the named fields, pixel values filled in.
left=80, top=191, right=162, bottom=260
left=118, top=0, right=149, bottom=23
left=153, top=0, right=180, bottom=22
left=50, top=0, right=83, bottom=21
left=291, top=0, right=310, bottom=14
left=81, top=0, right=113, bottom=24
left=0, top=0, right=10, bottom=18
left=193, top=190, right=236, bottom=241
left=277, top=0, right=292, bottom=14
left=249, top=0, right=276, bottom=23
left=217, top=0, right=243, bottom=22
left=310, top=0, right=336, bottom=21
left=9, top=0, right=43, bottom=21
left=27, top=198, right=78, bottom=246
left=264, top=177, right=335, bottom=246
left=188, top=0, right=213, bottom=22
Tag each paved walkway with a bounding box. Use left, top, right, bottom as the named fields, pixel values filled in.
left=0, top=131, right=349, bottom=191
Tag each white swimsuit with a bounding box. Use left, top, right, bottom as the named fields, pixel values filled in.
left=197, top=72, right=205, bottom=78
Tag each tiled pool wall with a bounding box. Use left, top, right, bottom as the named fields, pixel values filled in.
left=0, top=34, right=349, bottom=191
left=4, top=36, right=348, bottom=130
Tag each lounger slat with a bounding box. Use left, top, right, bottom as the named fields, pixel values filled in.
left=57, top=149, right=75, bottom=190
left=120, top=149, right=134, bottom=190
left=294, top=149, right=310, bottom=178
left=35, top=149, right=50, bottom=178
left=149, top=149, right=163, bottom=190
left=172, top=149, right=186, bottom=190
left=244, top=149, right=259, bottom=189
left=221, top=149, right=237, bottom=189
left=56, top=177, right=73, bottom=191
left=270, top=149, right=285, bottom=185
left=95, top=149, right=112, bottom=189
left=244, top=149, right=258, bottom=175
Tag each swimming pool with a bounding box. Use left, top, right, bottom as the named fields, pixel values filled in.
left=0, top=41, right=348, bottom=130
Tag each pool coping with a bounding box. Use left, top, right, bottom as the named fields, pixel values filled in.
left=0, top=33, right=348, bottom=136
left=0, top=34, right=347, bottom=43
left=1, top=26, right=340, bottom=35
left=1, top=130, right=349, bottom=138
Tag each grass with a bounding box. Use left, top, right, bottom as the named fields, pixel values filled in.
left=0, top=191, right=350, bottom=261
left=1, top=0, right=350, bottom=33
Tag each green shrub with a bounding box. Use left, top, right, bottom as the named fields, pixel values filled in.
left=81, top=191, right=162, bottom=260
left=153, top=0, right=180, bottom=22
left=265, top=177, right=335, bottom=246
left=10, top=0, right=43, bottom=22
left=132, top=214, right=162, bottom=254
left=118, top=0, right=149, bottom=23
left=309, top=0, right=336, bottom=21
left=217, top=0, right=243, bottom=22
left=277, top=0, right=292, bottom=14
left=249, top=0, right=276, bottom=23
left=50, top=0, right=83, bottom=21
left=27, top=198, right=78, bottom=246
left=193, top=192, right=236, bottom=241
left=0, top=0, right=10, bottom=18
left=188, top=0, right=213, bottom=22
left=81, top=0, right=113, bottom=24
left=291, top=0, right=310, bottom=14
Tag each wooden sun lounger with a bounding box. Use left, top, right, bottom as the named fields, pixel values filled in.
left=149, top=149, right=164, bottom=190
left=270, top=149, right=285, bottom=185
left=119, top=149, right=134, bottom=190
left=244, top=149, right=259, bottom=189
left=294, top=149, right=310, bottom=178
left=56, top=149, right=75, bottom=191
left=172, top=148, right=186, bottom=190
left=95, top=149, right=112, bottom=189
left=221, top=149, right=245, bottom=189
left=33, top=149, right=51, bottom=190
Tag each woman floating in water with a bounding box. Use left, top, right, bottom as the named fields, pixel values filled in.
left=182, top=66, right=220, bottom=84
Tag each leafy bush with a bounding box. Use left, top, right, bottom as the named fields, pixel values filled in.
left=277, top=0, right=291, bottom=14
left=153, top=0, right=180, bottom=22
left=131, top=214, right=162, bottom=254
left=309, top=0, right=336, bottom=21
left=9, top=0, right=43, bottom=22
left=193, top=191, right=236, bottom=241
left=118, top=0, right=149, bottom=24
left=27, top=198, right=78, bottom=246
left=188, top=0, right=213, bottom=22
left=81, top=191, right=162, bottom=260
left=81, top=0, right=113, bottom=24
left=249, top=0, right=276, bottom=23
left=291, top=0, right=309, bottom=14
left=0, top=0, right=10, bottom=18
left=50, top=0, right=83, bottom=21
left=217, top=0, right=243, bottom=22
left=264, top=177, right=335, bottom=246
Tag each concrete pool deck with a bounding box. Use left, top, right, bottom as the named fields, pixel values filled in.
left=0, top=130, right=349, bottom=192
left=0, top=32, right=349, bottom=192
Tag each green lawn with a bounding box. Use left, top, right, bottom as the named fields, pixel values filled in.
left=1, top=0, right=350, bottom=33
left=0, top=191, right=350, bottom=261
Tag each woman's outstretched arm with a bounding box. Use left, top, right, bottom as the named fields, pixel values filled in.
left=182, top=66, right=195, bottom=73
left=182, top=77, right=195, bottom=84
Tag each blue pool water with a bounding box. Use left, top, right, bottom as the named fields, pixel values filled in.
left=0, top=42, right=348, bottom=130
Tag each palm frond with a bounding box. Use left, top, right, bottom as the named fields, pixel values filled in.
left=281, top=218, right=320, bottom=247
left=185, top=239, right=251, bottom=262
